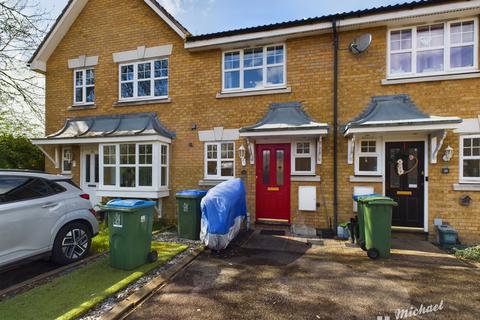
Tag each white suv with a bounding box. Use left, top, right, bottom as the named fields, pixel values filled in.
left=0, top=170, right=99, bottom=270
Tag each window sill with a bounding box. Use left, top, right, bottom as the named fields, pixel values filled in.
left=453, top=183, right=480, bottom=191
left=349, top=175, right=383, bottom=183
left=216, top=87, right=291, bottom=99
left=382, top=71, right=480, bottom=85
left=291, top=175, right=321, bottom=182
left=198, top=179, right=229, bottom=186
left=113, top=98, right=171, bottom=107
left=68, top=104, right=96, bottom=110
left=96, top=189, right=170, bottom=198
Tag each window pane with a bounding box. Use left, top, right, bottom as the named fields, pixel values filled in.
left=138, top=63, right=151, bottom=79
left=86, top=69, right=95, bottom=85
left=75, top=71, right=83, bottom=86
left=224, top=52, right=240, bottom=69
left=221, top=161, right=234, bottom=177
left=85, top=154, right=91, bottom=183
left=417, top=49, right=443, bottom=73
left=207, top=161, right=217, bottom=176
left=450, top=46, right=474, bottom=68
left=139, top=167, right=152, bottom=186
left=390, top=29, right=412, bottom=50
left=390, top=52, right=412, bottom=74
left=154, top=60, right=168, bottom=77
left=75, top=87, right=83, bottom=102
left=120, top=144, right=135, bottom=164
left=359, top=156, right=378, bottom=172
left=295, top=158, right=311, bottom=172
left=139, top=144, right=153, bottom=164
left=451, top=21, right=474, bottom=44
left=86, top=86, right=95, bottom=103
left=94, top=154, right=99, bottom=183
left=138, top=80, right=151, bottom=96
left=244, top=48, right=263, bottom=68
left=161, top=145, right=168, bottom=165
left=296, top=142, right=310, bottom=154
left=161, top=166, right=167, bottom=186
left=103, top=145, right=116, bottom=164
left=121, top=65, right=134, bottom=81
left=207, top=144, right=217, bottom=159
left=267, top=66, right=283, bottom=85
left=276, top=150, right=284, bottom=186
left=120, top=167, right=136, bottom=187
left=463, top=159, right=480, bottom=177
left=417, top=24, right=444, bottom=48
left=267, top=46, right=284, bottom=65
left=389, top=148, right=401, bottom=188
left=262, top=150, right=270, bottom=184
left=244, top=69, right=263, bottom=89
left=225, top=71, right=240, bottom=89
left=361, top=141, right=376, bottom=153
left=103, top=167, right=116, bottom=186
left=154, top=79, right=168, bottom=97
left=221, top=143, right=234, bottom=159
left=121, top=83, right=133, bottom=98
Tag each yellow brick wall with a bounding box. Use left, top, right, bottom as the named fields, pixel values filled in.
left=43, top=0, right=480, bottom=243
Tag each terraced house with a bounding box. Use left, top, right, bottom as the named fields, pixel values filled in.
left=31, top=0, right=480, bottom=244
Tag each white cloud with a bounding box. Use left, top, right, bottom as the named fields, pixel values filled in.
left=156, top=0, right=215, bottom=16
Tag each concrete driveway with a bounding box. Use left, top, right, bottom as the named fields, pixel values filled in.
left=128, top=231, right=480, bottom=320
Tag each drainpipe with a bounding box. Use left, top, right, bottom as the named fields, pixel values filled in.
left=332, top=19, right=339, bottom=235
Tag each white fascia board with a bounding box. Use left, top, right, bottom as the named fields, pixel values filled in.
left=240, top=129, right=328, bottom=137
left=30, top=0, right=88, bottom=72
left=344, top=123, right=461, bottom=136
left=185, top=1, right=480, bottom=50
left=113, top=44, right=173, bottom=63
left=31, top=135, right=172, bottom=145
left=144, top=0, right=187, bottom=39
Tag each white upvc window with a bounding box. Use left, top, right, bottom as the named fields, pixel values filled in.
left=204, top=142, right=235, bottom=179
left=460, top=135, right=480, bottom=183
left=74, top=68, right=95, bottom=105
left=62, top=147, right=72, bottom=174
left=292, top=141, right=315, bottom=175
left=387, top=18, right=478, bottom=78
left=99, top=142, right=169, bottom=190
left=222, top=44, right=286, bottom=92
left=119, top=58, right=168, bottom=101
left=355, top=139, right=382, bottom=176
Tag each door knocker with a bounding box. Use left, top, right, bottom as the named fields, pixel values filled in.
left=396, top=154, right=418, bottom=176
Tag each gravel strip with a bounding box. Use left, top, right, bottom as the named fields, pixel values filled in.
left=78, top=233, right=202, bottom=320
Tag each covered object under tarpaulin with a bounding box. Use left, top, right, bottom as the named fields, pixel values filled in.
left=200, top=178, right=247, bottom=250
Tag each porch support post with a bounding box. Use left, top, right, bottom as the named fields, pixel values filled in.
left=430, top=130, right=447, bottom=164
left=316, top=136, right=322, bottom=165
left=247, top=138, right=255, bottom=165
left=35, top=145, right=60, bottom=168
left=347, top=135, right=355, bottom=164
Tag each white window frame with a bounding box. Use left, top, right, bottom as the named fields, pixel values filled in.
left=222, top=43, right=286, bottom=92
left=387, top=17, right=478, bottom=79
left=160, top=144, right=169, bottom=187
left=99, top=142, right=169, bottom=191
left=459, top=134, right=480, bottom=183
left=118, top=58, right=169, bottom=102
left=62, top=147, right=72, bottom=174
left=204, top=142, right=235, bottom=180
left=291, top=141, right=316, bottom=175
left=73, top=68, right=95, bottom=105
left=355, top=139, right=382, bottom=176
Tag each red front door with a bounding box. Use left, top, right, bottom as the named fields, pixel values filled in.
left=256, top=144, right=291, bottom=223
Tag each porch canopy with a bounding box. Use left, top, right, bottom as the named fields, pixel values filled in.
left=31, top=112, right=175, bottom=167
left=239, top=102, right=329, bottom=137
left=344, top=94, right=462, bottom=164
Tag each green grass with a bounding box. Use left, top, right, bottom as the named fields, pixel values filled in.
left=453, top=245, right=480, bottom=262
left=0, top=242, right=187, bottom=320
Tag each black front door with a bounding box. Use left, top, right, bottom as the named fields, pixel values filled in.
left=385, top=141, right=425, bottom=228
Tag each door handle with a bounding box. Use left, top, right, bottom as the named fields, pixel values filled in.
left=41, top=202, right=58, bottom=208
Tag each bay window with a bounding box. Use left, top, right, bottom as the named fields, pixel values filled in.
left=292, top=141, right=315, bottom=175
left=355, top=139, right=381, bottom=176
left=223, top=44, right=285, bottom=91
left=388, top=18, right=478, bottom=77
left=119, top=58, right=168, bottom=100
left=460, top=135, right=480, bottom=183
left=205, top=142, right=235, bottom=179
left=74, top=68, right=95, bottom=105
left=99, top=142, right=168, bottom=189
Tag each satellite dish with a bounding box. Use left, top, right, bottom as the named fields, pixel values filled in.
left=349, top=33, right=372, bottom=55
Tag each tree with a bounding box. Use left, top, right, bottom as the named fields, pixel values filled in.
left=0, top=133, right=44, bottom=170
left=0, top=0, right=48, bottom=136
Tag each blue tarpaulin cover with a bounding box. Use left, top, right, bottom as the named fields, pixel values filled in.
left=200, top=178, right=247, bottom=250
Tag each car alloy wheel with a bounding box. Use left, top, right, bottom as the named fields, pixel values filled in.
left=61, top=228, right=89, bottom=259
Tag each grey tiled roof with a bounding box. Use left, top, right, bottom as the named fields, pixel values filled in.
left=47, top=112, right=175, bottom=139
left=240, top=102, right=328, bottom=132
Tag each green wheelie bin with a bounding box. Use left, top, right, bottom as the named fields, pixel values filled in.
left=176, top=190, right=208, bottom=240
left=353, top=194, right=380, bottom=251
left=101, top=199, right=157, bottom=270
left=362, top=196, right=398, bottom=259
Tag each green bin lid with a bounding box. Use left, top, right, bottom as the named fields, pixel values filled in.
left=364, top=196, right=398, bottom=206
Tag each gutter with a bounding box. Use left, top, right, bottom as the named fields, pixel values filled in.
left=332, top=19, right=339, bottom=236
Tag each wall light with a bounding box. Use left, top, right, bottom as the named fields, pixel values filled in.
left=238, top=145, right=246, bottom=167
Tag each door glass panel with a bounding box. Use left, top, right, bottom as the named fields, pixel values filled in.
left=389, top=148, right=401, bottom=188
left=94, top=154, right=99, bottom=183
left=276, top=150, right=284, bottom=186
left=407, top=147, right=419, bottom=186
left=85, top=154, right=91, bottom=183
left=262, top=150, right=270, bottom=184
